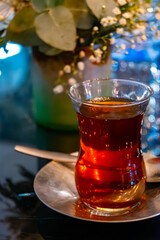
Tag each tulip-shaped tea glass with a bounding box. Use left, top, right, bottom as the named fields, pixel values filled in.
left=69, top=79, right=153, bottom=216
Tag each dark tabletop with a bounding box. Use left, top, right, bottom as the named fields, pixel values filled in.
left=0, top=45, right=160, bottom=240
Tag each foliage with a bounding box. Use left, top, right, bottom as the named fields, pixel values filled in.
left=0, top=0, right=159, bottom=56
left=0, top=0, right=159, bottom=92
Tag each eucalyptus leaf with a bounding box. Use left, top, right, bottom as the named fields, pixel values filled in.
left=35, top=6, right=76, bottom=51
left=86, top=0, right=117, bottom=18
left=64, top=0, right=94, bottom=29
left=7, top=6, right=36, bottom=32
left=6, top=6, right=42, bottom=46
left=7, top=29, right=43, bottom=46
left=39, top=43, right=62, bottom=56
left=31, top=0, right=64, bottom=12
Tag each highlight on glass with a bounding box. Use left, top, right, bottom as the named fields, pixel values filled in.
left=69, top=78, right=153, bottom=216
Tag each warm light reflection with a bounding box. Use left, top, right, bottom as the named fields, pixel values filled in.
left=79, top=164, right=87, bottom=172
left=94, top=169, right=100, bottom=181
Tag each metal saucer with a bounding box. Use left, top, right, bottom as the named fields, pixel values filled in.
left=34, top=161, right=160, bottom=223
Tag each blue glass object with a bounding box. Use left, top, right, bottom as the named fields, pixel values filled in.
left=0, top=43, right=31, bottom=95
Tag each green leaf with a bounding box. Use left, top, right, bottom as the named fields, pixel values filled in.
left=39, top=43, right=62, bottom=56
left=86, top=0, right=117, bottom=19
left=31, top=0, right=64, bottom=12
left=7, top=6, right=36, bottom=32
left=35, top=6, right=76, bottom=51
left=64, top=0, right=94, bottom=29
left=6, top=6, right=42, bottom=46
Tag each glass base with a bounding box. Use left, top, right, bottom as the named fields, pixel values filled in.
left=83, top=201, right=141, bottom=217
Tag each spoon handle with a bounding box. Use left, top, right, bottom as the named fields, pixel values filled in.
left=15, top=145, right=77, bottom=163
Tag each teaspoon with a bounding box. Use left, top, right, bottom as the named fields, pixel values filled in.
left=14, top=145, right=77, bottom=163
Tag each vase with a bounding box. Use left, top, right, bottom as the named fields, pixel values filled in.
left=31, top=47, right=112, bottom=131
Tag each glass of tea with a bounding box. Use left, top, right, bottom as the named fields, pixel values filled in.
left=69, top=79, right=153, bottom=216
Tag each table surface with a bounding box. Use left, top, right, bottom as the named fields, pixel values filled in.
left=0, top=48, right=160, bottom=240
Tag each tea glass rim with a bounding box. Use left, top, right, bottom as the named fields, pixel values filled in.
left=69, top=78, right=153, bottom=108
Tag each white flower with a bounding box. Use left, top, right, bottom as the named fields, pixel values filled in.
left=118, top=0, right=127, bottom=6
left=68, top=78, right=76, bottom=85
left=100, top=16, right=117, bottom=27
left=119, top=18, right=127, bottom=25
left=63, top=65, right=71, bottom=73
left=95, top=57, right=101, bottom=63
left=77, top=61, right=85, bottom=71
left=122, top=12, right=132, bottom=19
left=79, top=50, right=85, bottom=58
left=116, top=28, right=124, bottom=34
left=100, top=17, right=109, bottom=27
left=93, top=26, right=99, bottom=31
left=89, top=55, right=97, bottom=63
left=113, top=7, right=121, bottom=15
left=89, top=54, right=101, bottom=63
left=94, top=48, right=103, bottom=57
left=53, top=84, right=64, bottom=94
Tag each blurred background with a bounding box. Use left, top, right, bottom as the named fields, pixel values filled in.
left=0, top=39, right=160, bottom=154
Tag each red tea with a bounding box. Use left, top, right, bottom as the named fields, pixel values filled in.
left=75, top=97, right=146, bottom=209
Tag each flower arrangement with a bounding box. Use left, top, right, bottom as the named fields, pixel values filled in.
left=0, top=0, right=160, bottom=93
